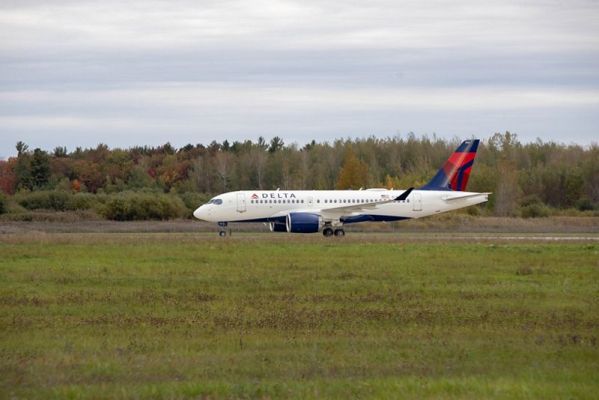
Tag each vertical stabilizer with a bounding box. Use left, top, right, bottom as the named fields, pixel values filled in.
left=420, top=139, right=479, bottom=191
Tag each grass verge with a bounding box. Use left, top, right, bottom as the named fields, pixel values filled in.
left=1, top=234, right=598, bottom=398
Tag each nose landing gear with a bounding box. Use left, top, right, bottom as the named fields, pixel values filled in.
left=217, top=222, right=229, bottom=237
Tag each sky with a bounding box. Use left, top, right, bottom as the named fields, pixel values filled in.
left=1, top=0, right=598, bottom=158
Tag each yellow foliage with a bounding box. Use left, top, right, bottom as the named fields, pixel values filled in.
left=336, top=148, right=368, bottom=189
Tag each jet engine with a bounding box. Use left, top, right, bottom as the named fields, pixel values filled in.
left=286, top=212, right=322, bottom=233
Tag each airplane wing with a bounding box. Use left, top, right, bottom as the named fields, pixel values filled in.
left=318, top=188, right=414, bottom=219
left=266, top=188, right=415, bottom=221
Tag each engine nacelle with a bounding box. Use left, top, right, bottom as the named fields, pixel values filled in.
left=269, top=221, right=287, bottom=232
left=286, top=212, right=322, bottom=233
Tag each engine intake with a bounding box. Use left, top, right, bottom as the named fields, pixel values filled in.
left=286, top=212, right=322, bottom=233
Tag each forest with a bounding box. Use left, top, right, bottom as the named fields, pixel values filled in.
left=0, top=132, right=597, bottom=220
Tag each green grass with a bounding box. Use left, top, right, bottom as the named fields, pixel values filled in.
left=1, top=233, right=598, bottom=399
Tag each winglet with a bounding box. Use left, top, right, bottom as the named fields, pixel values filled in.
left=395, top=187, right=414, bottom=201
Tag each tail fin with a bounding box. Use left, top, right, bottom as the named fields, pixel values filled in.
left=421, top=139, right=479, bottom=191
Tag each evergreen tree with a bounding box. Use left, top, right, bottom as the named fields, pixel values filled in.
left=268, top=137, right=284, bottom=153
left=30, top=148, right=51, bottom=189
left=14, top=144, right=33, bottom=190
left=16, top=141, right=29, bottom=157
left=53, top=146, right=68, bottom=157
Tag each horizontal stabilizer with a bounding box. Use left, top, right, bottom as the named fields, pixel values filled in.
left=443, top=192, right=491, bottom=201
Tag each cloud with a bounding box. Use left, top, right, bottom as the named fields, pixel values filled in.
left=0, top=0, right=598, bottom=157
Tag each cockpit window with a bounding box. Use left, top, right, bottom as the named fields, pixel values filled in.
left=207, top=198, right=223, bottom=205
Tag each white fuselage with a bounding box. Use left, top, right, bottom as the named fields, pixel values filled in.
left=193, top=189, right=489, bottom=225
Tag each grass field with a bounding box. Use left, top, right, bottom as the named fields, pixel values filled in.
left=1, top=233, right=598, bottom=399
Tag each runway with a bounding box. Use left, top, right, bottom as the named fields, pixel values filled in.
left=399, top=234, right=599, bottom=242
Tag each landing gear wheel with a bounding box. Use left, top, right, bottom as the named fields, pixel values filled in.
left=334, top=229, right=345, bottom=237
left=217, top=222, right=228, bottom=237
left=322, top=227, right=334, bottom=237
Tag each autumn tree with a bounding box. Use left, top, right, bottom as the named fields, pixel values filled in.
left=489, top=132, right=521, bottom=216
left=0, top=136, right=596, bottom=216
left=214, top=151, right=234, bottom=191
left=336, top=148, right=368, bottom=189
left=0, top=159, right=17, bottom=195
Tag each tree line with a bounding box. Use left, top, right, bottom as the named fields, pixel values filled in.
left=0, top=132, right=597, bottom=220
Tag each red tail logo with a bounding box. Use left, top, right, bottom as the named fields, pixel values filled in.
left=421, top=139, right=479, bottom=191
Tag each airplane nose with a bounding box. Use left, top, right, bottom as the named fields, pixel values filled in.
left=193, top=206, right=205, bottom=220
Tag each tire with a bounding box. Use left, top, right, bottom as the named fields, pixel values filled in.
left=218, top=230, right=226, bottom=237
left=334, top=229, right=345, bottom=237
left=322, top=227, right=334, bottom=237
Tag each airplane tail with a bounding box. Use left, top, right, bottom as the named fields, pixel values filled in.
left=420, top=139, right=479, bottom=191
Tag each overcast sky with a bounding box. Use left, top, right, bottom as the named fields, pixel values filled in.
left=1, top=0, right=598, bottom=158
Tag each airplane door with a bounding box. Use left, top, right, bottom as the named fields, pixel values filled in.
left=412, top=192, right=422, bottom=211
left=236, top=193, right=246, bottom=213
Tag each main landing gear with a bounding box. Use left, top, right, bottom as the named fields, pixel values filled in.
left=322, top=227, right=345, bottom=237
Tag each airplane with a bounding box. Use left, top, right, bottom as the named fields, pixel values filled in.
left=193, top=139, right=490, bottom=237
